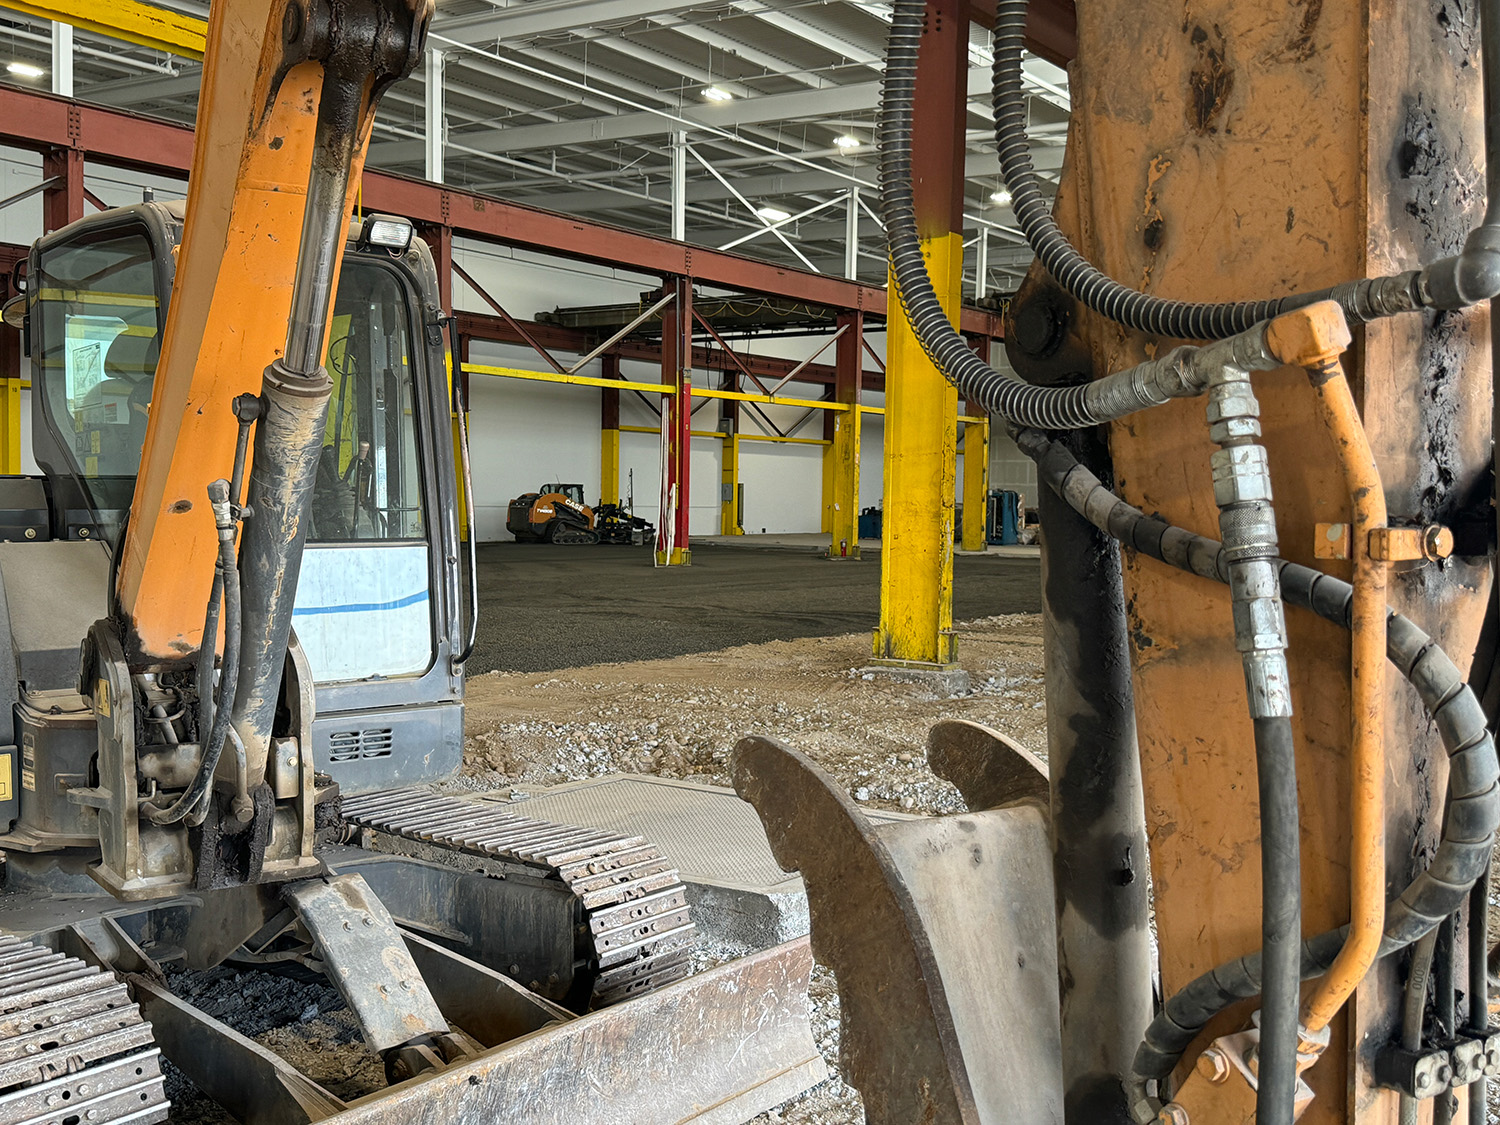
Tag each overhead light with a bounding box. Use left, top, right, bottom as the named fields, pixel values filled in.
left=755, top=206, right=791, bottom=223
left=6, top=62, right=44, bottom=79
left=989, top=189, right=1012, bottom=206
left=701, top=86, right=733, bottom=103
left=833, top=135, right=861, bottom=150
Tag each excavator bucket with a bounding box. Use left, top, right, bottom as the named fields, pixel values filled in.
left=731, top=722, right=1065, bottom=1125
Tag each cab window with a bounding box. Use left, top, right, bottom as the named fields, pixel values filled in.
left=33, top=229, right=161, bottom=519
left=310, top=264, right=426, bottom=542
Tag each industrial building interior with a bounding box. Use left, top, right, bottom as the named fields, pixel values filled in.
left=0, top=2, right=1495, bottom=1125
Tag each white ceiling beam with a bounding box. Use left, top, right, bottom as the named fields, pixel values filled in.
left=433, top=0, right=717, bottom=45
left=370, top=65, right=992, bottom=163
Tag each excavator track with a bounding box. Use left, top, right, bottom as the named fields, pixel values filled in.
left=0, top=937, right=168, bottom=1125
left=340, top=789, right=696, bottom=1008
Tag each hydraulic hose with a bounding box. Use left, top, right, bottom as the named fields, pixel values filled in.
left=880, top=0, right=1287, bottom=426
left=984, top=0, right=1424, bottom=339
left=983, top=0, right=1500, bottom=334
left=1016, top=429, right=1500, bottom=1104
left=1300, top=351, right=1389, bottom=1036
left=1435, top=915, right=1459, bottom=1125
left=1202, top=360, right=1301, bottom=1125
left=146, top=479, right=243, bottom=826
left=1251, top=715, right=1302, bottom=1125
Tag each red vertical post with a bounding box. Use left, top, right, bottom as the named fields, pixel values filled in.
left=42, top=148, right=84, bottom=233
left=420, top=223, right=454, bottom=314
left=825, top=310, right=864, bottom=557
left=656, top=277, right=692, bottom=564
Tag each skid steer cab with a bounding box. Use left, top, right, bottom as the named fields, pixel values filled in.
left=0, top=199, right=470, bottom=858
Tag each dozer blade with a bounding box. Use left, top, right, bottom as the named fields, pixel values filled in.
left=732, top=732, right=1064, bottom=1125
left=136, top=934, right=826, bottom=1125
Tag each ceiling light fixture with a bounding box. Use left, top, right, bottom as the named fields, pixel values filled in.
left=701, top=86, right=733, bottom=103
left=989, top=189, right=1012, bottom=206
left=6, top=62, right=44, bottom=79
left=833, top=135, right=861, bottom=150
left=755, top=206, right=791, bottom=223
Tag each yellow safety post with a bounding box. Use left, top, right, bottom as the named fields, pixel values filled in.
left=600, top=428, right=620, bottom=507
left=826, top=311, right=863, bottom=559
left=960, top=407, right=988, bottom=552
left=821, top=445, right=835, bottom=534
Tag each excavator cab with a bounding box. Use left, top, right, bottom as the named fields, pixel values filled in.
left=5, top=199, right=464, bottom=810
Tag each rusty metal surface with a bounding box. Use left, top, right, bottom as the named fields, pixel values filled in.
left=284, top=874, right=448, bottom=1055
left=328, top=937, right=826, bottom=1125
left=733, top=733, right=1063, bottom=1125
left=341, top=789, right=695, bottom=1006
left=926, top=718, right=1049, bottom=809
left=0, top=935, right=168, bottom=1125
left=1057, top=2, right=1496, bottom=1121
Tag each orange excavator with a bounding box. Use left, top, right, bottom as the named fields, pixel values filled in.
left=0, top=2, right=822, bottom=1121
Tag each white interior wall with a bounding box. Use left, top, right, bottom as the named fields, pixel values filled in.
left=465, top=340, right=603, bottom=541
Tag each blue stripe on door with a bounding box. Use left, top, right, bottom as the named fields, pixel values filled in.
left=292, top=590, right=430, bottom=616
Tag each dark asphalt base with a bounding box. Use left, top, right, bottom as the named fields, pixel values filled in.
left=467, top=542, right=1042, bottom=674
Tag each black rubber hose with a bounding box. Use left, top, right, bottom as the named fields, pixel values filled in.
left=878, top=0, right=1132, bottom=428
left=147, top=481, right=243, bottom=826
left=1016, top=428, right=1500, bottom=1087
left=987, top=0, right=1423, bottom=338
left=1253, top=715, right=1302, bottom=1125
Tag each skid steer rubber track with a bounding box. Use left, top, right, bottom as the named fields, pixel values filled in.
left=340, top=789, right=696, bottom=1008
left=0, top=936, right=169, bottom=1125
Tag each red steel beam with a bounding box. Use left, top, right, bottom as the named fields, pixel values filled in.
left=454, top=310, right=887, bottom=391
left=0, top=86, right=1006, bottom=338
left=966, top=0, right=1077, bottom=67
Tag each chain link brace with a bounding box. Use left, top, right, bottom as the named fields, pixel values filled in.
left=1207, top=367, right=1293, bottom=720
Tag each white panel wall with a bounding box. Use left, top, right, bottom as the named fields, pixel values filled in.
left=740, top=442, right=822, bottom=534
left=466, top=339, right=602, bottom=541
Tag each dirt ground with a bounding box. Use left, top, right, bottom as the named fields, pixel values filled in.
left=466, top=541, right=1043, bottom=674
left=452, top=614, right=1047, bottom=815
left=450, top=613, right=1049, bottom=1125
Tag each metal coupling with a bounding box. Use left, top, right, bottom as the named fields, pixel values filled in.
left=207, top=479, right=233, bottom=535
left=1207, top=368, right=1292, bottom=720
left=1420, top=223, right=1500, bottom=309
left=1328, top=271, right=1423, bottom=321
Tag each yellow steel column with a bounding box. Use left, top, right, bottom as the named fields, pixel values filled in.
left=821, top=445, right=835, bottom=534
left=826, top=310, right=863, bottom=559
left=720, top=431, right=741, bottom=534
left=873, top=0, right=966, bottom=667
left=601, top=355, right=621, bottom=506
left=960, top=393, right=989, bottom=551
left=0, top=377, right=20, bottom=475
left=875, top=239, right=961, bottom=665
